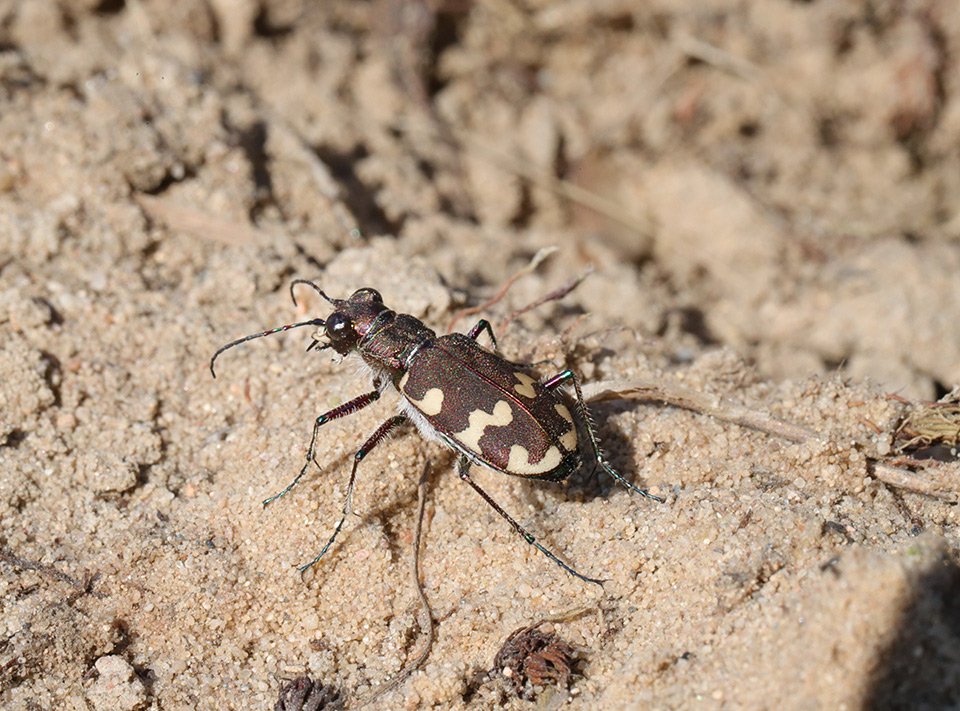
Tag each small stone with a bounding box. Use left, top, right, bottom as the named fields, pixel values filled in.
left=56, top=413, right=77, bottom=431
left=86, top=655, right=147, bottom=711
left=75, top=451, right=139, bottom=494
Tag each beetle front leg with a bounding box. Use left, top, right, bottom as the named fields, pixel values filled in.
left=457, top=457, right=604, bottom=586
left=298, top=415, right=408, bottom=574
left=263, top=385, right=382, bottom=507
left=544, top=369, right=664, bottom=503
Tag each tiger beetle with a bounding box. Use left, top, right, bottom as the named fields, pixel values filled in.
left=210, top=280, right=662, bottom=585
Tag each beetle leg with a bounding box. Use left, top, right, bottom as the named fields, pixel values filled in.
left=544, top=370, right=664, bottom=503
left=467, top=318, right=499, bottom=352
left=457, top=457, right=605, bottom=586
left=467, top=318, right=545, bottom=368
left=263, top=387, right=382, bottom=507
left=298, top=415, right=408, bottom=574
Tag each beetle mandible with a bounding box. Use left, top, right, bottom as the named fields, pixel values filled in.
left=210, top=279, right=662, bottom=585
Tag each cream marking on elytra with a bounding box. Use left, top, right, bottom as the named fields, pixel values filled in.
left=513, top=372, right=537, bottom=398
left=399, top=370, right=443, bottom=415
left=508, top=444, right=562, bottom=475
left=559, top=428, right=577, bottom=451
left=554, top=403, right=577, bottom=450
left=455, top=400, right=514, bottom=452
left=408, top=387, right=444, bottom=416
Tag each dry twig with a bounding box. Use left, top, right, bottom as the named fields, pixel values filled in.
left=0, top=546, right=97, bottom=593
left=582, top=379, right=816, bottom=443
left=583, top=379, right=960, bottom=502
left=447, top=247, right=557, bottom=332
left=675, top=34, right=762, bottom=83
left=497, top=269, right=591, bottom=332
left=353, top=463, right=435, bottom=709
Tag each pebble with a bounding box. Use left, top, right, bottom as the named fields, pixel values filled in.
left=86, top=655, right=148, bottom=711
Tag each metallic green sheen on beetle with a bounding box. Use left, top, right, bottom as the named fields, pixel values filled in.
left=210, top=280, right=661, bottom=585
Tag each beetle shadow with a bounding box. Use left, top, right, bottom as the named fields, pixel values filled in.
left=362, top=454, right=441, bottom=565
left=265, top=448, right=358, bottom=571
left=862, top=550, right=960, bottom=709
left=295, top=439, right=435, bottom=571
left=264, top=433, right=412, bottom=573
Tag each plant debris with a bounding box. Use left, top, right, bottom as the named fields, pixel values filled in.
left=895, top=388, right=960, bottom=453
left=274, top=676, right=344, bottom=711
left=493, top=623, right=579, bottom=697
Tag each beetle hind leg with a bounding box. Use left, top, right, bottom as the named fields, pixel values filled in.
left=466, top=319, right=542, bottom=368
left=298, top=415, right=408, bottom=574
left=457, top=457, right=605, bottom=586
left=545, top=370, right=664, bottom=503
left=467, top=318, right=499, bottom=351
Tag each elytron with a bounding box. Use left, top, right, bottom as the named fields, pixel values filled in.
left=211, top=280, right=661, bottom=584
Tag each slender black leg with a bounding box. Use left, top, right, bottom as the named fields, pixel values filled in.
left=467, top=318, right=499, bottom=352
left=467, top=318, right=546, bottom=367
left=544, top=370, right=664, bottom=503
left=299, top=415, right=408, bottom=573
left=457, top=457, right=604, bottom=586
left=263, top=386, right=382, bottom=506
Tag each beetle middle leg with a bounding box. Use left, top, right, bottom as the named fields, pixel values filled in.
left=263, top=384, right=382, bottom=507
left=299, top=414, right=408, bottom=573
left=543, top=369, right=664, bottom=503
left=457, top=457, right=604, bottom=586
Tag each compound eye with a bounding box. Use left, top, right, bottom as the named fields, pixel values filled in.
left=352, top=288, right=382, bottom=303
left=326, top=312, right=351, bottom=335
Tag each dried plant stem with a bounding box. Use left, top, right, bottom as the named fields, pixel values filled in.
left=0, top=546, right=88, bottom=589
left=497, top=269, right=592, bottom=332
left=582, top=379, right=960, bottom=502
left=407, top=464, right=436, bottom=676
left=353, top=463, right=435, bottom=709
left=675, top=34, right=761, bottom=83
left=447, top=246, right=557, bottom=332
left=582, top=379, right=816, bottom=443
left=870, top=461, right=960, bottom=502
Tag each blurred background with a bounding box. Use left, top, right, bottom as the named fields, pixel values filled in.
left=2, top=2, right=960, bottom=709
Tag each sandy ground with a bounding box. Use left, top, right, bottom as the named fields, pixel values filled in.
left=3, top=1, right=960, bottom=709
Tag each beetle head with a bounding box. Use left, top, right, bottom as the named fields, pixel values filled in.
left=314, top=287, right=388, bottom=355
